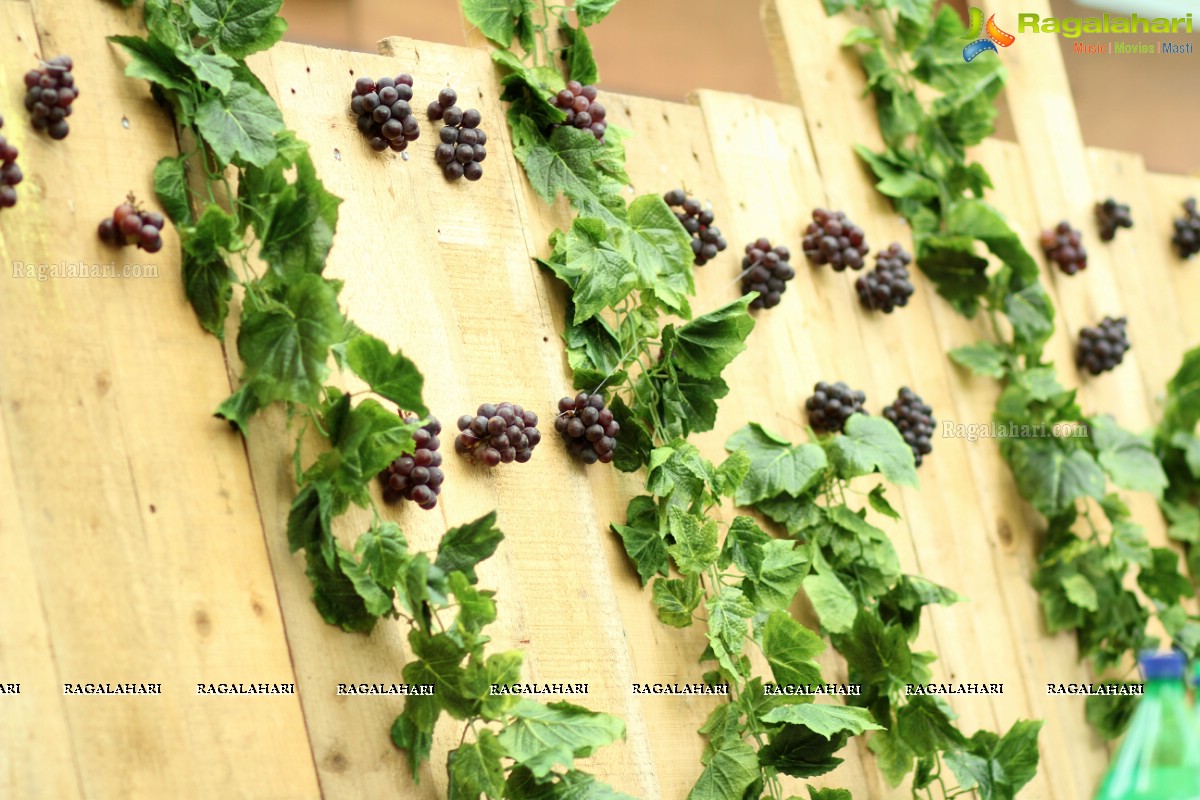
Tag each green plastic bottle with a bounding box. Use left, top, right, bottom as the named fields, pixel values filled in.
left=1096, top=651, right=1200, bottom=800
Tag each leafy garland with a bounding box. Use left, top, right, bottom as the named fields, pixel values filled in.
left=1155, top=347, right=1200, bottom=592
left=113, top=0, right=628, bottom=793
left=824, top=0, right=1200, bottom=739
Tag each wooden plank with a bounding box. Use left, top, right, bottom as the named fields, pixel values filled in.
left=1145, top=172, right=1200, bottom=347
left=0, top=2, right=322, bottom=798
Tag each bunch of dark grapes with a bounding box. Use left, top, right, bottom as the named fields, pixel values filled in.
left=802, top=208, right=869, bottom=271
left=555, top=393, right=620, bottom=465
left=23, top=55, right=77, bottom=141
left=805, top=381, right=867, bottom=434
left=550, top=81, right=607, bottom=142
left=1171, top=198, right=1200, bottom=259
left=98, top=194, right=165, bottom=253
left=1076, top=316, right=1130, bottom=376
left=663, top=189, right=727, bottom=266
left=883, top=387, right=935, bottom=467
left=740, top=238, right=795, bottom=310
left=380, top=415, right=444, bottom=509
left=855, top=243, right=914, bottom=313
left=350, top=74, right=420, bottom=154
left=1039, top=221, right=1087, bottom=275
left=455, top=402, right=540, bottom=466
left=427, top=89, right=487, bottom=182
left=0, top=116, right=20, bottom=210
left=1094, top=198, right=1132, bottom=242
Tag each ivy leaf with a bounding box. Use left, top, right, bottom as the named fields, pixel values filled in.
left=341, top=333, right=427, bottom=415
left=726, top=423, right=827, bottom=505
left=576, top=0, right=620, bottom=26
left=828, top=414, right=919, bottom=487
left=719, top=516, right=770, bottom=581
left=435, top=512, right=504, bottom=585
left=867, top=485, right=901, bottom=520
left=498, top=700, right=626, bottom=779
left=668, top=507, right=719, bottom=575
left=189, top=0, right=287, bottom=58
left=686, top=740, right=759, bottom=800
left=652, top=575, right=702, bottom=628
left=355, top=521, right=407, bottom=588
left=759, top=723, right=850, bottom=778
left=153, top=155, right=193, bottom=225
left=666, top=296, right=756, bottom=380
left=611, top=495, right=669, bottom=585
left=761, top=610, right=825, bottom=687
left=461, top=0, right=534, bottom=47
left=761, top=703, right=884, bottom=739
left=1089, top=415, right=1167, bottom=498
left=705, top=587, right=755, bottom=675
left=1007, top=438, right=1105, bottom=517
left=803, top=570, right=859, bottom=634
left=745, top=540, right=811, bottom=612
left=195, top=80, right=284, bottom=168
left=949, top=341, right=1008, bottom=378
left=447, top=729, right=506, bottom=800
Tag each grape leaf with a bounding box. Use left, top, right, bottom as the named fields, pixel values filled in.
left=896, top=695, right=966, bottom=752
left=566, top=217, right=639, bottom=324
left=505, top=768, right=638, bottom=800
left=447, top=729, right=506, bottom=800
left=705, top=587, right=755, bottom=674
left=1002, top=283, right=1055, bottom=356
left=153, top=155, right=193, bottom=225
left=949, top=341, right=1008, bottom=378
left=189, top=0, right=286, bottom=58
left=837, top=611, right=912, bottom=688
left=1163, top=346, right=1200, bottom=433
left=686, top=739, right=759, bottom=800
left=1007, top=438, right=1105, bottom=516
left=761, top=703, right=884, bottom=738
left=576, top=0, right=620, bottom=27
left=1060, top=573, right=1098, bottom=611
left=944, top=720, right=1043, bottom=800
left=108, top=34, right=192, bottom=92
left=869, top=728, right=915, bottom=786
left=667, top=507, right=719, bottom=575
left=498, top=700, right=626, bottom=779
left=435, top=512, right=504, bottom=584
left=652, top=575, right=702, bottom=628
left=286, top=480, right=335, bottom=552
left=563, top=314, right=625, bottom=390
left=759, top=723, right=850, bottom=778
left=725, top=423, right=827, bottom=505
left=195, top=80, right=283, bottom=167
left=356, top=520, right=407, bottom=588
left=340, top=333, right=427, bottom=415
left=803, top=570, right=858, bottom=634
left=761, top=610, right=825, bottom=687
left=827, top=414, right=919, bottom=487
left=560, top=20, right=599, bottom=86
left=253, top=152, right=343, bottom=283
left=306, top=545, right=377, bottom=633
left=867, top=485, right=901, bottom=520
left=626, top=194, right=695, bottom=317
left=914, top=235, right=989, bottom=317
left=807, top=789, right=853, bottom=800
left=718, top=516, right=770, bottom=580
left=1085, top=691, right=1139, bottom=741
left=176, top=47, right=236, bottom=93
left=461, top=0, right=534, bottom=46
left=611, top=495, right=669, bottom=585
left=1137, top=547, right=1193, bottom=605
left=1089, top=415, right=1167, bottom=498
left=745, top=540, right=810, bottom=612
left=665, top=296, right=756, bottom=380
left=511, top=120, right=624, bottom=214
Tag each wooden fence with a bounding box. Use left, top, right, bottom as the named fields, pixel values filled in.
left=0, top=0, right=1196, bottom=797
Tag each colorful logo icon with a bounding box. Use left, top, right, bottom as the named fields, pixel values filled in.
left=962, top=7, right=1016, bottom=62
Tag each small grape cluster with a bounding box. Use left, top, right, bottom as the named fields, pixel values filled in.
left=1076, top=316, right=1130, bottom=376
left=555, top=393, right=620, bottom=465
left=1094, top=198, right=1132, bottom=242
left=740, top=238, right=795, bottom=310
left=855, top=243, right=914, bottom=313
left=455, top=402, right=540, bottom=466
left=802, top=208, right=869, bottom=271
left=351, top=74, right=420, bottom=154
left=428, top=89, right=487, bottom=182
left=551, top=81, right=607, bottom=142
left=0, top=116, right=20, bottom=210
left=98, top=194, right=165, bottom=253
left=806, top=381, right=867, bottom=433
left=380, top=415, right=444, bottom=509
left=23, top=55, right=77, bottom=141
left=883, top=387, right=935, bottom=467
left=664, top=189, right=727, bottom=266
left=1039, top=221, right=1087, bottom=275
left=1171, top=198, right=1200, bottom=259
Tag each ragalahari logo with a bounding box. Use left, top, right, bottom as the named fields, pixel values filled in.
left=962, top=7, right=1016, bottom=62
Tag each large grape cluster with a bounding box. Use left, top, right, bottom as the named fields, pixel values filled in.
left=551, top=81, right=607, bottom=142
left=1039, top=221, right=1087, bottom=275
left=740, top=238, right=795, bottom=310
left=1094, top=198, right=1132, bottom=242
left=1171, top=198, right=1200, bottom=259
left=805, top=381, right=867, bottom=433
left=380, top=415, right=444, bottom=509
left=0, top=116, right=20, bottom=210
left=802, top=208, right=869, bottom=271
left=98, top=194, right=165, bottom=253
left=883, top=387, right=935, bottom=467
left=664, top=189, right=727, bottom=266
left=24, top=55, right=78, bottom=141
left=855, top=243, right=914, bottom=313
left=1076, top=316, right=1130, bottom=376
left=555, top=393, right=620, bottom=464
left=455, top=402, right=540, bottom=466
left=351, top=74, right=420, bottom=154
left=427, top=88, right=487, bottom=182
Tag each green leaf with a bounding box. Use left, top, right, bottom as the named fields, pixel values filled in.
left=176, top=47, right=236, bottom=93
left=1089, top=415, right=1167, bottom=498
left=746, top=539, right=811, bottom=612
left=828, top=414, right=919, bottom=487
left=667, top=296, right=756, bottom=380
left=759, top=723, right=850, bottom=778
left=576, top=0, right=620, bottom=26
left=705, top=587, right=755, bottom=674
left=392, top=705, right=437, bottom=777
left=725, top=423, right=828, bottom=505
left=1060, top=573, right=1098, bottom=612
left=512, top=121, right=624, bottom=212
left=1007, top=439, right=1105, bottom=517
left=1163, top=346, right=1200, bottom=433
left=306, top=545, right=377, bottom=633
left=498, top=700, right=625, bottom=779
left=842, top=25, right=878, bottom=45
left=837, top=611, right=911, bottom=688
left=896, top=695, right=966, bottom=752
left=627, top=194, right=695, bottom=317
left=153, top=155, right=193, bottom=225
left=949, top=341, right=1008, bottom=378
left=287, top=480, right=334, bottom=552
left=667, top=507, right=719, bottom=575
left=356, top=521, right=407, bottom=588
left=718, top=516, right=770, bottom=580
left=195, top=80, right=284, bottom=168
left=761, top=610, right=825, bottom=687
left=915, top=235, right=989, bottom=317
left=461, top=0, right=533, bottom=47
left=180, top=202, right=239, bottom=338
left=609, top=395, right=653, bottom=472
left=189, top=0, right=286, bottom=57
left=309, top=394, right=418, bottom=505
left=869, top=729, right=915, bottom=786
left=563, top=314, right=624, bottom=390
left=761, top=703, right=884, bottom=739
left=447, top=729, right=506, bottom=800
left=337, top=543, right=393, bottom=617
left=435, top=512, right=504, bottom=585
left=645, top=441, right=711, bottom=510
left=253, top=152, right=343, bottom=283
left=1085, top=691, right=1140, bottom=741
left=474, top=650, right=524, bottom=720
left=108, top=34, right=192, bottom=92
left=652, top=575, right=702, bottom=627
left=686, top=740, right=759, bottom=800
left=505, top=768, right=638, bottom=800
left=867, top=485, right=901, bottom=520
left=948, top=199, right=1039, bottom=285
left=808, top=788, right=853, bottom=800
left=341, top=333, right=427, bottom=415
left=804, top=570, right=859, bottom=634
left=1002, top=283, right=1056, bottom=356
left=561, top=21, right=599, bottom=87
left=1137, top=547, right=1193, bottom=605
left=611, top=495, right=669, bottom=585
left=946, top=720, right=1043, bottom=800
left=566, top=217, right=638, bottom=324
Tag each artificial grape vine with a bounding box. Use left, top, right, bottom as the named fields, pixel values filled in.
left=116, top=0, right=629, bottom=792
left=826, top=0, right=1198, bottom=740
left=1155, top=347, right=1200, bottom=587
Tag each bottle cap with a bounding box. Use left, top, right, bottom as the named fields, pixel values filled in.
left=1139, top=650, right=1186, bottom=680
